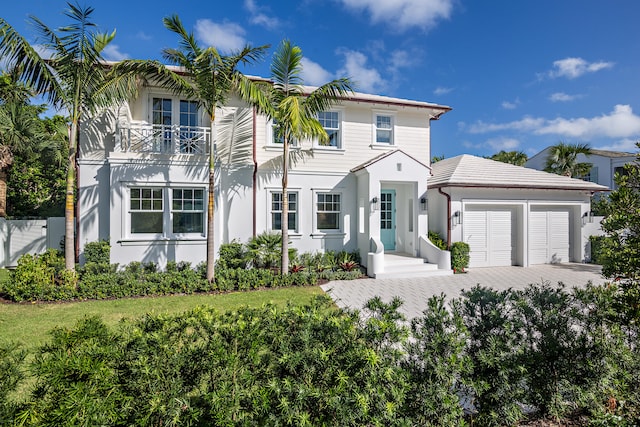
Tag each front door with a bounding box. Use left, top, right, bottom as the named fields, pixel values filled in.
left=380, top=190, right=396, bottom=250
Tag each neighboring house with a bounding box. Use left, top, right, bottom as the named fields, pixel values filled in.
left=77, top=77, right=452, bottom=276
left=525, top=147, right=637, bottom=190
left=427, top=155, right=607, bottom=268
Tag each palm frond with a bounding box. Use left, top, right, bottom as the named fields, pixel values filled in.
left=216, top=107, right=254, bottom=168
left=0, top=18, right=63, bottom=103
left=163, top=15, right=201, bottom=61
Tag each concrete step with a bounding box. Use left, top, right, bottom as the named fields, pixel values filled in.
left=375, top=254, right=453, bottom=279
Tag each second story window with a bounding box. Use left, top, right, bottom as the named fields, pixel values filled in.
left=317, top=111, right=341, bottom=149
left=375, top=114, right=394, bottom=144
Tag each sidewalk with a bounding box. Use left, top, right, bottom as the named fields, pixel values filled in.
left=321, top=263, right=607, bottom=319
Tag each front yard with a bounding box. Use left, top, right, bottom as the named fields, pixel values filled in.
left=0, top=286, right=323, bottom=350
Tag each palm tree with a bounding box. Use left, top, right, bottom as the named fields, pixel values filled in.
left=543, top=142, right=592, bottom=177
left=263, top=40, right=353, bottom=274
left=488, top=150, right=528, bottom=166
left=0, top=83, right=46, bottom=216
left=110, top=15, right=269, bottom=282
left=0, top=3, right=133, bottom=270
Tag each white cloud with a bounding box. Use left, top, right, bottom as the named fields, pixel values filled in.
left=244, top=0, right=280, bottom=29
left=548, top=57, right=614, bottom=79
left=337, top=49, right=386, bottom=93
left=486, top=137, right=520, bottom=151
left=195, top=19, right=246, bottom=52
left=501, top=99, right=520, bottom=110
left=339, top=0, right=454, bottom=32
left=594, top=138, right=640, bottom=153
left=102, top=44, right=129, bottom=61
left=549, top=92, right=580, bottom=102
left=301, top=57, right=334, bottom=86
left=468, top=105, right=640, bottom=141
left=434, top=86, right=452, bottom=96
left=136, top=31, right=152, bottom=41
left=468, top=116, right=545, bottom=134
left=388, top=50, right=412, bottom=72
left=537, top=105, right=640, bottom=139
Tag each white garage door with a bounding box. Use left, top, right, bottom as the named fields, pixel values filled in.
left=529, top=207, right=570, bottom=264
left=464, top=206, right=514, bottom=268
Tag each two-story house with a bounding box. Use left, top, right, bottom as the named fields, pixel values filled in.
left=77, top=77, right=452, bottom=276
left=78, top=74, right=608, bottom=276
left=525, top=147, right=636, bottom=190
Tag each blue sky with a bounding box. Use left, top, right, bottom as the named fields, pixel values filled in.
left=3, top=0, right=640, bottom=159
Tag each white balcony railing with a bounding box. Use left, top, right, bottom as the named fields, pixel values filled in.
left=116, top=123, right=210, bottom=155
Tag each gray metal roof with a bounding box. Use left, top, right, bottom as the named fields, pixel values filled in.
left=430, top=154, right=609, bottom=191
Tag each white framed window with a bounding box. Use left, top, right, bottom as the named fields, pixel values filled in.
left=270, top=191, right=298, bottom=231
left=128, top=186, right=206, bottom=237
left=315, top=110, right=342, bottom=149
left=315, top=192, right=342, bottom=231
left=130, top=187, right=164, bottom=234
left=149, top=95, right=204, bottom=154
left=267, top=118, right=298, bottom=148
left=172, top=188, right=205, bottom=234
left=375, top=114, right=394, bottom=144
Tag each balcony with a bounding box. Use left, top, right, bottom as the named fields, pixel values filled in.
left=116, top=123, right=211, bottom=155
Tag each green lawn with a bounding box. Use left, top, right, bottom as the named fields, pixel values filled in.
left=0, top=286, right=325, bottom=350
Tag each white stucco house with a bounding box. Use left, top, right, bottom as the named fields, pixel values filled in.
left=78, top=76, right=454, bottom=277
left=525, top=147, right=636, bottom=190
left=77, top=73, right=607, bottom=277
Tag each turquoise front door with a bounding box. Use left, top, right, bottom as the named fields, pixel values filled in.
left=380, top=190, right=396, bottom=250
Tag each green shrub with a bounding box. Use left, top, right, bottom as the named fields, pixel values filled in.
left=428, top=230, right=447, bottom=251
left=402, top=295, right=470, bottom=425
left=246, top=231, right=282, bottom=269
left=450, top=241, right=470, bottom=273
left=0, top=342, right=24, bottom=424
left=217, top=240, right=247, bottom=269
left=589, top=235, right=607, bottom=265
left=458, top=286, right=525, bottom=426
left=83, top=239, right=110, bottom=264
left=4, top=249, right=76, bottom=302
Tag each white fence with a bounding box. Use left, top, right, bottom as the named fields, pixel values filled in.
left=0, top=217, right=65, bottom=268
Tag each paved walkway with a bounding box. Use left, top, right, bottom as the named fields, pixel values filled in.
left=321, top=263, right=607, bottom=319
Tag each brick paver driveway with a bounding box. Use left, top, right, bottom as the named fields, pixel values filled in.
left=321, top=263, right=607, bottom=319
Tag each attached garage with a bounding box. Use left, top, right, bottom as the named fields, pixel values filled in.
left=528, top=207, right=571, bottom=264
left=464, top=206, right=515, bottom=268
left=427, top=155, right=607, bottom=269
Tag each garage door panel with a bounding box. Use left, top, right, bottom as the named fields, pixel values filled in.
left=464, top=206, right=514, bottom=268
left=529, top=208, right=570, bottom=264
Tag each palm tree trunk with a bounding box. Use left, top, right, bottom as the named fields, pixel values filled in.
left=0, top=168, right=7, bottom=217
left=206, top=120, right=216, bottom=282
left=64, top=120, right=77, bottom=271
left=281, top=136, right=289, bottom=275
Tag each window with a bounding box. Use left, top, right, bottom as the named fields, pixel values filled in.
left=316, top=193, right=341, bottom=230
left=271, top=192, right=298, bottom=231
left=317, top=111, right=341, bottom=148
left=375, top=114, right=393, bottom=144
left=129, top=187, right=205, bottom=236
left=130, top=188, right=163, bottom=234
left=172, top=188, right=204, bottom=233
left=179, top=100, right=199, bottom=153
left=581, top=166, right=599, bottom=183
left=268, top=119, right=297, bottom=147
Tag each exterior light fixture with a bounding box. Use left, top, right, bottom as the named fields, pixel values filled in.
left=420, top=197, right=427, bottom=211
left=371, top=196, right=379, bottom=212
left=452, top=210, right=461, bottom=226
